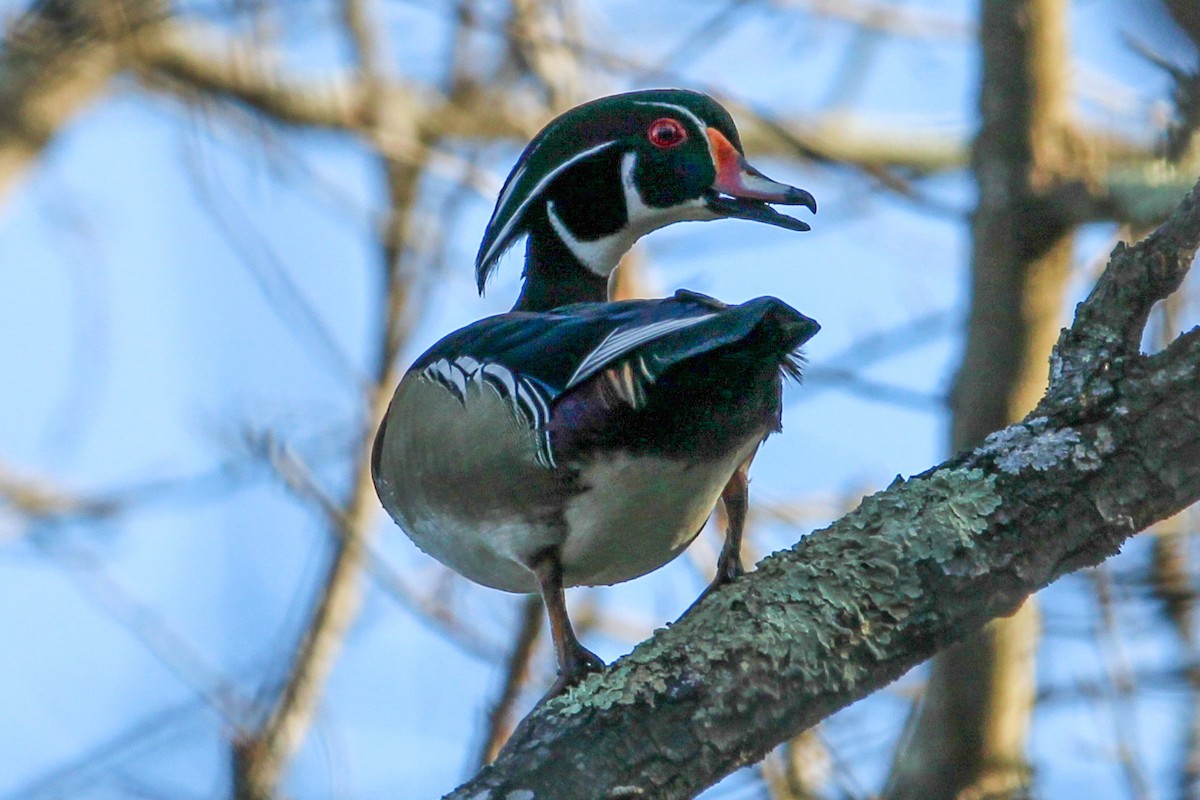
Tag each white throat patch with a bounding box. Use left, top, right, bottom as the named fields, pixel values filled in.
left=546, top=151, right=711, bottom=282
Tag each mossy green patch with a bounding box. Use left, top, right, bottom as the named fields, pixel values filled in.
left=550, top=467, right=1002, bottom=718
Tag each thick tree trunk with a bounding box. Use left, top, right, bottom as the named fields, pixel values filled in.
left=886, top=2, right=1080, bottom=796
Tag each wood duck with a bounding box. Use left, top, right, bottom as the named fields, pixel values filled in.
left=372, top=89, right=820, bottom=696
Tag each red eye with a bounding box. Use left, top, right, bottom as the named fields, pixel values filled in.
left=648, top=118, right=687, bottom=149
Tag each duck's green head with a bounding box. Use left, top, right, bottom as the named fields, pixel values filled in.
left=475, top=89, right=816, bottom=294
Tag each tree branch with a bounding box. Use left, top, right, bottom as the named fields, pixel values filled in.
left=3, top=0, right=1194, bottom=228
left=0, top=463, right=120, bottom=523
left=130, top=25, right=1199, bottom=228
left=129, top=19, right=370, bottom=129
left=0, top=0, right=163, bottom=197
left=444, top=179, right=1200, bottom=800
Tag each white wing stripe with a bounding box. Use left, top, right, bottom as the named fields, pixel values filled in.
left=566, top=313, right=716, bottom=388
left=448, top=363, right=468, bottom=398
left=456, top=355, right=483, bottom=376
left=425, top=359, right=555, bottom=444
left=426, top=359, right=452, bottom=382
left=519, top=375, right=550, bottom=425
left=637, top=354, right=653, bottom=381
left=481, top=362, right=518, bottom=400
left=578, top=317, right=708, bottom=373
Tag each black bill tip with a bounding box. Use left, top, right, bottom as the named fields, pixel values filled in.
left=784, top=187, right=818, bottom=215
left=706, top=191, right=814, bottom=232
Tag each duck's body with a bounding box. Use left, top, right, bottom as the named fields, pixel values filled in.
left=372, top=89, right=819, bottom=693
left=373, top=292, right=817, bottom=594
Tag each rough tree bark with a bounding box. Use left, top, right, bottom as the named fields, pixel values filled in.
left=442, top=178, right=1200, bottom=800
left=886, top=1, right=1087, bottom=796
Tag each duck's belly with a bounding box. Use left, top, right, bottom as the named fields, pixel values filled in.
left=374, top=377, right=566, bottom=594
left=396, top=506, right=559, bottom=594
left=560, top=437, right=761, bottom=587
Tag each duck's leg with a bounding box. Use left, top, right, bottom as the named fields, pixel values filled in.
left=531, top=550, right=605, bottom=698
left=685, top=458, right=752, bottom=615
left=712, top=459, right=750, bottom=588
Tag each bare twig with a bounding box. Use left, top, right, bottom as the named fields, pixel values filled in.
left=0, top=0, right=162, bottom=197
left=506, top=0, right=586, bottom=109
left=799, top=365, right=944, bottom=410
left=760, top=730, right=830, bottom=800
left=797, top=0, right=972, bottom=40
left=181, top=143, right=365, bottom=391
left=0, top=464, right=120, bottom=524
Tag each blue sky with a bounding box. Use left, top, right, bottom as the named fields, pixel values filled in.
left=1, top=0, right=1196, bottom=797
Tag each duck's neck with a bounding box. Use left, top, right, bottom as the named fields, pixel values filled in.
left=512, top=216, right=611, bottom=312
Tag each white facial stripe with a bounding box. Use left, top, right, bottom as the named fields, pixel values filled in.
left=546, top=202, right=627, bottom=278
left=631, top=100, right=708, bottom=137
left=619, top=149, right=712, bottom=226
left=479, top=139, right=620, bottom=270
left=548, top=150, right=712, bottom=282
left=490, top=162, right=527, bottom=227
left=566, top=151, right=654, bottom=277
left=620, top=149, right=649, bottom=225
